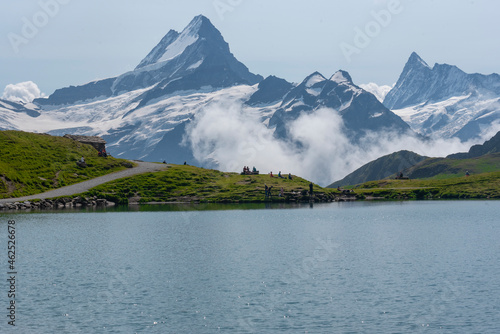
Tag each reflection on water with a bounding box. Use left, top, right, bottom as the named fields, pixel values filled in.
left=3, top=201, right=323, bottom=214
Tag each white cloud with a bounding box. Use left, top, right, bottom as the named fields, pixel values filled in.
left=2, top=81, right=45, bottom=103
left=184, top=101, right=479, bottom=186
left=184, top=100, right=291, bottom=173
left=360, top=82, right=393, bottom=102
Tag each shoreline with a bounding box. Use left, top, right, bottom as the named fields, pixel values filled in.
left=2, top=195, right=499, bottom=212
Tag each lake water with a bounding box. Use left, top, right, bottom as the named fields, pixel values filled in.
left=1, top=201, right=499, bottom=333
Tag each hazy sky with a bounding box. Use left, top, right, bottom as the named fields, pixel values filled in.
left=1, top=0, right=498, bottom=96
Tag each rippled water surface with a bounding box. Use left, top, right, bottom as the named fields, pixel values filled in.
left=1, top=201, right=499, bottom=333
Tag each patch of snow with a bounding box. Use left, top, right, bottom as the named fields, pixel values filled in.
left=330, top=71, right=349, bottom=84
left=476, top=110, right=498, bottom=120
left=285, top=98, right=305, bottom=112
left=392, top=94, right=498, bottom=138
left=306, top=87, right=322, bottom=96
left=416, top=57, right=431, bottom=69
left=305, top=74, right=326, bottom=88
left=157, top=34, right=198, bottom=63
left=153, top=16, right=205, bottom=65
left=339, top=97, right=353, bottom=111
left=187, top=59, right=204, bottom=70
left=23, top=102, right=39, bottom=110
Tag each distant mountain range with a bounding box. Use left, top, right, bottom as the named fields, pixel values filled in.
left=1, top=16, right=499, bottom=186
left=385, top=52, right=500, bottom=141
left=268, top=70, right=411, bottom=142
left=0, top=15, right=411, bottom=169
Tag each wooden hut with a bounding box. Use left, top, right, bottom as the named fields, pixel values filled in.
left=63, top=134, right=106, bottom=151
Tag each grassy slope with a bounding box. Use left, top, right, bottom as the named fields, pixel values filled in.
left=0, top=131, right=133, bottom=198
left=84, top=164, right=331, bottom=204
left=354, top=171, right=500, bottom=199
left=339, top=152, right=500, bottom=200
left=328, top=150, right=427, bottom=188
left=404, top=153, right=500, bottom=180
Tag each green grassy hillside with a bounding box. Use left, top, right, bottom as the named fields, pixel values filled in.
left=328, top=150, right=427, bottom=188
left=0, top=130, right=132, bottom=198
left=354, top=171, right=500, bottom=199
left=402, top=153, right=500, bottom=180
left=84, top=164, right=331, bottom=204
left=342, top=152, right=500, bottom=199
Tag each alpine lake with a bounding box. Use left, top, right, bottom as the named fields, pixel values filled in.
left=0, top=200, right=499, bottom=333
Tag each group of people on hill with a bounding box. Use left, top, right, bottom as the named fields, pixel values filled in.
left=264, top=184, right=285, bottom=198
left=264, top=184, right=273, bottom=198
left=242, top=166, right=257, bottom=174
left=269, top=171, right=292, bottom=180
left=98, top=148, right=108, bottom=158
left=264, top=169, right=294, bottom=199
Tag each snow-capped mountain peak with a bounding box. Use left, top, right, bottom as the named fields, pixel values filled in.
left=304, top=72, right=327, bottom=88
left=269, top=69, right=411, bottom=141
left=134, top=30, right=180, bottom=70
left=135, top=15, right=213, bottom=70
left=407, top=51, right=430, bottom=70
left=35, top=15, right=262, bottom=106
left=386, top=52, right=500, bottom=141
left=384, top=52, right=466, bottom=110
left=330, top=70, right=353, bottom=84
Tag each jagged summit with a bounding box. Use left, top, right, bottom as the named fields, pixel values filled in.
left=135, top=30, right=180, bottom=70
left=385, top=52, right=500, bottom=141
left=297, top=70, right=354, bottom=89
left=384, top=52, right=472, bottom=110
left=304, top=72, right=327, bottom=87
left=385, top=52, right=500, bottom=111
left=407, top=52, right=430, bottom=69
left=35, top=15, right=262, bottom=106
left=246, top=75, right=294, bottom=106
left=330, top=70, right=353, bottom=84
left=270, top=69, right=411, bottom=141
left=135, top=15, right=223, bottom=70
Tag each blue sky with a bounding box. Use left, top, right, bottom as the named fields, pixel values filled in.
left=1, top=0, right=498, bottom=96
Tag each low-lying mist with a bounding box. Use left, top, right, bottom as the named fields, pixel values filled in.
left=183, top=101, right=488, bottom=186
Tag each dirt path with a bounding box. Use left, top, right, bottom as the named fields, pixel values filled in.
left=0, top=161, right=168, bottom=204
